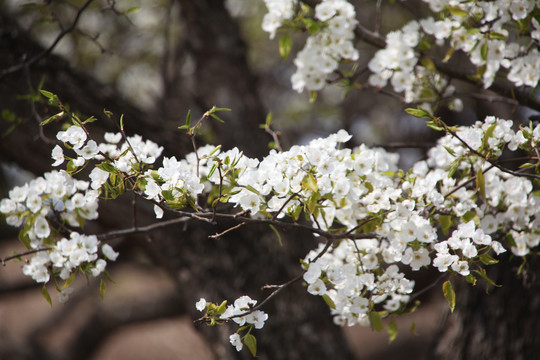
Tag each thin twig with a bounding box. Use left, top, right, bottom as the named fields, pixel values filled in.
left=163, top=206, right=378, bottom=241
left=1, top=247, right=52, bottom=266
left=209, top=222, right=247, bottom=239
left=97, top=216, right=191, bottom=241
left=445, top=125, right=540, bottom=180
left=409, top=273, right=449, bottom=302
left=0, top=0, right=95, bottom=79
left=271, top=192, right=300, bottom=221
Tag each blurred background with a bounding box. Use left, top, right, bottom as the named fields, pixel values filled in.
left=0, top=1, right=535, bottom=359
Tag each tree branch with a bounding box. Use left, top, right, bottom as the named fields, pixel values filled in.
left=0, top=0, right=95, bottom=80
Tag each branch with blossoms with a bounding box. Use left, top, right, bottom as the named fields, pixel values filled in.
left=2, top=87, right=540, bottom=355
left=264, top=0, right=540, bottom=112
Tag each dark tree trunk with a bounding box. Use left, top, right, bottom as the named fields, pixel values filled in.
left=430, top=253, right=540, bottom=360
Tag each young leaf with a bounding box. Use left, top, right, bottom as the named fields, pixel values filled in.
left=39, top=89, right=55, bottom=100
left=100, top=278, right=106, bottom=300
left=243, top=333, right=257, bottom=357
left=442, top=280, right=455, bottom=312
left=269, top=224, right=283, bottom=246
left=405, top=107, right=429, bottom=118
left=302, top=173, right=318, bottom=192
left=479, top=253, right=499, bottom=265
left=42, top=284, right=52, bottom=307
left=439, top=214, right=452, bottom=236
left=410, top=321, right=417, bottom=336
left=279, top=34, right=292, bottom=59
left=387, top=321, right=398, bottom=344
left=369, top=311, right=383, bottom=332
left=322, top=294, right=336, bottom=310
left=215, top=300, right=228, bottom=315
left=210, top=113, right=225, bottom=123
left=473, top=268, right=501, bottom=289
left=420, top=57, right=436, bottom=72
left=265, top=112, right=273, bottom=127
left=476, top=168, right=486, bottom=199
left=63, top=272, right=76, bottom=289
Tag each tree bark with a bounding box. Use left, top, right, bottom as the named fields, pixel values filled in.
left=430, top=253, right=540, bottom=360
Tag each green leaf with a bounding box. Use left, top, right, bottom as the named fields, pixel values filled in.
left=19, top=229, right=32, bottom=249
left=417, top=39, right=432, bottom=51
left=63, top=272, right=76, bottom=289
left=245, top=185, right=261, bottom=195
left=125, top=6, right=140, bottom=14
left=100, top=278, right=106, bottom=300
left=265, top=112, right=273, bottom=127
left=443, top=146, right=456, bottom=156
left=369, top=311, right=383, bottom=332
left=420, top=57, right=436, bottom=72
left=39, top=89, right=55, bottom=100
left=439, top=214, right=452, bottom=236
left=302, top=173, right=318, bottom=192
left=426, top=120, right=444, bottom=131
left=480, top=41, right=488, bottom=61
left=306, top=192, right=320, bottom=216
left=479, top=253, right=498, bottom=266
left=210, top=107, right=231, bottom=112
left=291, top=204, right=302, bottom=221
left=322, top=294, right=336, bottom=310
left=243, top=333, right=257, bottom=357
left=448, top=6, right=468, bottom=17
left=279, top=34, right=292, bottom=59
left=519, top=162, right=536, bottom=169
left=40, top=111, right=65, bottom=126
left=97, top=162, right=117, bottom=174
left=473, top=268, right=501, bottom=289
left=42, top=284, right=52, bottom=307
left=462, top=211, right=478, bottom=224
left=447, top=160, right=459, bottom=178
left=465, top=274, right=477, bottom=286
left=207, top=163, right=218, bottom=179
left=410, top=321, right=417, bottom=336
left=442, top=280, right=455, bottom=313
left=476, top=168, right=486, bottom=199
left=210, top=113, right=225, bottom=123
left=269, top=224, right=283, bottom=246
left=442, top=46, right=455, bottom=63
left=387, top=321, right=398, bottom=344
left=309, top=91, right=317, bottom=103
left=302, top=18, right=320, bottom=34
left=405, top=107, right=429, bottom=118
left=215, top=300, right=228, bottom=315
left=488, top=31, right=507, bottom=40
left=185, top=109, right=192, bottom=129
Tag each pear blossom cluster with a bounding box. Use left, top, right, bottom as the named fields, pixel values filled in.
left=127, top=115, right=538, bottom=329
left=262, top=0, right=540, bottom=107
left=0, top=167, right=119, bottom=302
left=420, top=0, right=540, bottom=89
left=261, top=0, right=295, bottom=39
left=369, top=0, right=540, bottom=101
left=195, top=296, right=268, bottom=353
left=0, top=170, right=98, bottom=234
left=21, top=232, right=117, bottom=289
left=262, top=0, right=359, bottom=92
left=290, top=0, right=359, bottom=92
left=0, top=124, right=163, bottom=300
left=2, top=112, right=540, bottom=348
left=367, top=21, right=435, bottom=103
